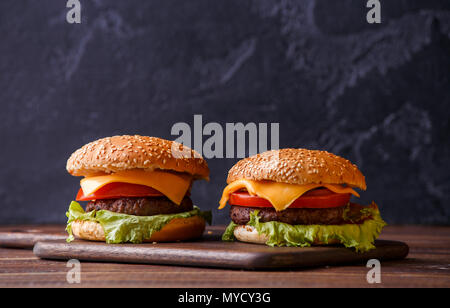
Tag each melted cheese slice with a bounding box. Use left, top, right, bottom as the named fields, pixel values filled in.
left=80, top=170, right=192, bottom=205
left=218, top=179, right=360, bottom=211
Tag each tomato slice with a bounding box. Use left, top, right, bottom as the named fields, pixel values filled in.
left=76, top=182, right=163, bottom=201
left=229, top=188, right=351, bottom=209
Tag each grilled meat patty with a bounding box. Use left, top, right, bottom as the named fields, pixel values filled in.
left=230, top=203, right=370, bottom=225
left=86, top=196, right=193, bottom=216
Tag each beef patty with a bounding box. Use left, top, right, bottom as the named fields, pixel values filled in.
left=230, top=203, right=371, bottom=225
left=86, top=196, right=193, bottom=216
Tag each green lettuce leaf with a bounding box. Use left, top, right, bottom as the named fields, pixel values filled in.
left=66, top=201, right=212, bottom=244
left=222, top=203, right=386, bottom=252
left=222, top=220, right=238, bottom=242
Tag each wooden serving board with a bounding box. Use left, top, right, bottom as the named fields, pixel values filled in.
left=33, top=227, right=409, bottom=269
left=0, top=225, right=67, bottom=249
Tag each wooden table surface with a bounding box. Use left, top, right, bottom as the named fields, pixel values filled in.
left=0, top=225, right=449, bottom=288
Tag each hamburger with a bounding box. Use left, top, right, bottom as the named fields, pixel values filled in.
left=220, top=149, right=386, bottom=252
left=65, top=135, right=211, bottom=243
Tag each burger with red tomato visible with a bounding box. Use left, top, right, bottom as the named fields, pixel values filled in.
left=220, top=149, right=386, bottom=252
left=65, top=135, right=211, bottom=244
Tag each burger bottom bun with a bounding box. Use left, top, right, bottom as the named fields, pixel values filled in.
left=233, top=225, right=341, bottom=246
left=71, top=216, right=206, bottom=243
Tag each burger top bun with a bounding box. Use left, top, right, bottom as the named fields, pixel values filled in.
left=227, top=148, right=366, bottom=190
left=66, top=135, right=209, bottom=180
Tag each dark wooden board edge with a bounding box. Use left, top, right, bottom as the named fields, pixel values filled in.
left=33, top=239, right=409, bottom=270
left=0, top=225, right=223, bottom=249
left=0, top=232, right=67, bottom=249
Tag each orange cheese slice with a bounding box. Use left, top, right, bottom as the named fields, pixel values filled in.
left=80, top=170, right=192, bottom=205
left=218, top=179, right=360, bottom=211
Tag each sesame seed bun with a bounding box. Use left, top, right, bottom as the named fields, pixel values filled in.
left=66, top=135, right=209, bottom=180
left=227, top=148, right=366, bottom=190
left=233, top=225, right=340, bottom=245
left=70, top=216, right=206, bottom=243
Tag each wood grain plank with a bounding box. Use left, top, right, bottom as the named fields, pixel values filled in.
left=0, top=225, right=66, bottom=249
left=32, top=237, right=409, bottom=270
left=0, top=225, right=448, bottom=287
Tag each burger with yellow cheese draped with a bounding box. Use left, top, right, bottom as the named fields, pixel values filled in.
left=220, top=149, right=386, bottom=252
left=65, top=135, right=211, bottom=243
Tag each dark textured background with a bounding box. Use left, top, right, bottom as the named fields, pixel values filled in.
left=1, top=0, right=449, bottom=225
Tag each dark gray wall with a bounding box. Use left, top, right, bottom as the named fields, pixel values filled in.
left=1, top=0, right=449, bottom=225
